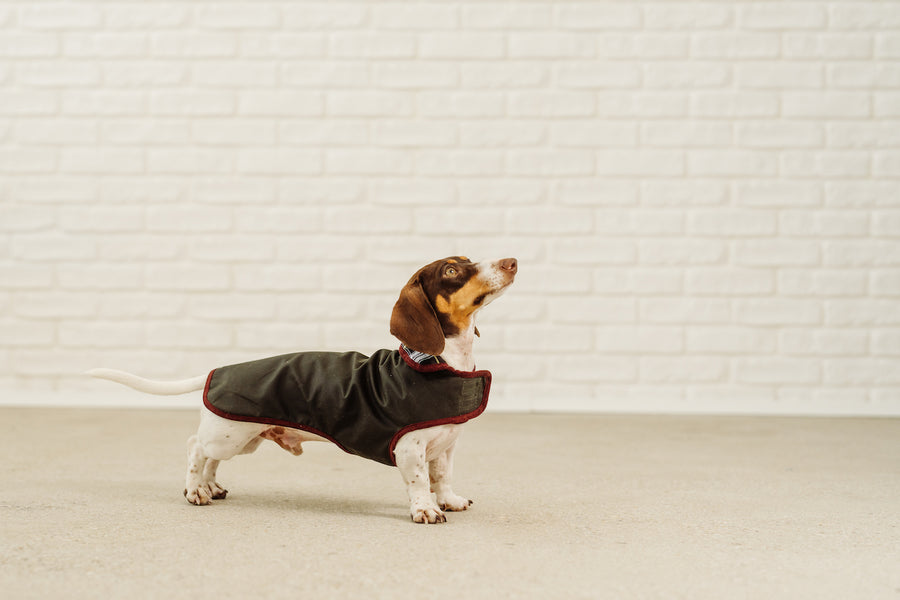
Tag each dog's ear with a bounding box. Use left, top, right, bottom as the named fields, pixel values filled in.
left=390, top=276, right=445, bottom=356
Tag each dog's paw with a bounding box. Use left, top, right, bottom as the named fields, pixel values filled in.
left=184, top=486, right=212, bottom=506
left=438, top=494, right=473, bottom=512
left=209, top=482, right=228, bottom=500
left=411, top=501, right=446, bottom=524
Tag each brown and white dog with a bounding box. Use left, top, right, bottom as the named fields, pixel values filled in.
left=90, top=257, right=517, bottom=524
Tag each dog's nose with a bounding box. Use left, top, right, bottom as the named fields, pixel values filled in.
left=499, top=258, right=517, bottom=274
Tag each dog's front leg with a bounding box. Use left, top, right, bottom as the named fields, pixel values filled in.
left=394, top=435, right=445, bottom=524
left=430, top=444, right=472, bottom=512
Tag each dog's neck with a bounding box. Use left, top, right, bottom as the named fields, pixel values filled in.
left=440, top=320, right=477, bottom=372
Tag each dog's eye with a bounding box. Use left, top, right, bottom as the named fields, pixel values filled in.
left=445, top=267, right=457, bottom=277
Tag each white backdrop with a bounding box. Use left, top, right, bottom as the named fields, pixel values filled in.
left=1, top=2, right=899, bottom=415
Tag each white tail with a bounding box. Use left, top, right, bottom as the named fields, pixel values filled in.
left=88, top=368, right=207, bottom=396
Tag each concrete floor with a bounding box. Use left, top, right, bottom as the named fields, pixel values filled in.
left=1, top=409, right=898, bottom=599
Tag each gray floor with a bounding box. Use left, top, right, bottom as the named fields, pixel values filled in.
left=1, top=409, right=898, bottom=599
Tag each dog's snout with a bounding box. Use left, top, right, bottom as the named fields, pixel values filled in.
left=499, top=258, right=517, bottom=274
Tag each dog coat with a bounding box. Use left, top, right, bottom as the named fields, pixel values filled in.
left=203, top=346, right=491, bottom=466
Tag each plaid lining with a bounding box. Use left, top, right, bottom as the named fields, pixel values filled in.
left=401, top=345, right=445, bottom=366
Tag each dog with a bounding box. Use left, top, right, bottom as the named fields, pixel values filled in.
left=89, top=256, right=517, bottom=524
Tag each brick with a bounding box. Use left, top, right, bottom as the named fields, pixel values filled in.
left=147, top=206, right=232, bottom=232
left=373, top=121, right=456, bottom=147
left=640, top=298, right=731, bottom=324
left=419, top=92, right=505, bottom=117
left=15, top=119, right=98, bottom=145
left=149, top=149, right=234, bottom=175
left=242, top=33, right=326, bottom=57
left=420, top=34, right=505, bottom=59
left=644, top=4, right=732, bottom=29
left=416, top=208, right=505, bottom=235
left=826, top=300, right=900, bottom=326
left=509, top=91, right=595, bottom=117
left=597, top=150, right=685, bottom=176
left=105, top=5, right=189, bottom=29
left=783, top=34, right=872, bottom=59
left=13, top=293, right=97, bottom=319
left=828, top=122, right=900, bottom=148
left=236, top=323, right=322, bottom=351
left=147, top=322, right=233, bottom=350
left=508, top=150, right=595, bottom=176
left=62, top=148, right=143, bottom=174
left=687, top=327, right=776, bottom=354
left=372, top=5, right=459, bottom=29
left=0, top=148, right=56, bottom=173
left=872, top=330, right=900, bottom=355
left=781, top=151, right=869, bottom=179
left=514, top=266, right=592, bottom=294
left=778, top=269, right=867, bottom=297
left=640, top=357, right=729, bottom=383
left=557, top=4, right=640, bottom=29
left=195, top=5, right=279, bottom=29
left=461, top=121, right=546, bottom=147
left=508, top=34, right=595, bottom=58
left=59, top=206, right=144, bottom=232
left=283, top=5, right=366, bottom=29
left=641, top=121, right=731, bottom=147
left=13, top=235, right=95, bottom=262
left=556, top=180, right=638, bottom=206
left=283, top=63, right=370, bottom=88
left=828, top=63, right=900, bottom=88
left=0, top=91, right=57, bottom=115
left=735, top=299, right=822, bottom=325
left=783, top=92, right=871, bottom=118
left=736, top=63, right=823, bottom=88
left=188, top=294, right=277, bottom=321
left=691, top=33, right=779, bottom=58
left=686, top=268, right=774, bottom=296
left=506, top=208, right=593, bottom=235
left=96, top=294, right=185, bottom=319
left=374, top=63, right=458, bottom=88
left=874, top=151, right=900, bottom=178
left=149, top=91, right=232, bottom=116
left=0, top=205, right=54, bottom=232
left=645, top=63, right=730, bottom=89
left=462, top=4, right=552, bottom=29
left=736, top=121, right=824, bottom=148
left=642, top=181, right=728, bottom=206
left=146, top=265, right=230, bottom=292
left=327, top=92, right=412, bottom=117
left=780, top=211, right=869, bottom=237
left=236, top=91, right=323, bottom=117
left=0, top=33, right=58, bottom=57
left=736, top=358, right=820, bottom=384
left=239, top=149, right=322, bottom=175
left=691, top=91, right=779, bottom=117
left=506, top=325, right=593, bottom=352
left=192, top=62, right=277, bottom=87
left=734, top=240, right=820, bottom=267
left=278, top=179, right=364, bottom=204
left=739, top=4, right=826, bottom=30
left=21, top=5, right=101, bottom=29
left=549, top=298, right=636, bottom=324
left=873, top=212, right=900, bottom=237
left=151, top=32, right=236, bottom=58
left=872, top=270, right=900, bottom=296
left=191, top=119, right=275, bottom=145
left=829, top=5, right=900, bottom=30
left=458, top=180, right=546, bottom=205
left=324, top=207, right=413, bottom=234
left=57, top=263, right=143, bottom=289
left=188, top=237, right=276, bottom=263
left=461, top=63, right=548, bottom=89
left=595, top=326, right=684, bottom=354
left=326, top=149, right=410, bottom=175
left=824, top=359, right=900, bottom=385
left=823, top=241, right=900, bottom=266
left=780, top=329, right=869, bottom=356
left=369, top=180, right=454, bottom=205
left=688, top=151, right=777, bottom=176
left=552, top=239, right=636, bottom=265
left=322, top=264, right=406, bottom=293
left=415, top=150, right=504, bottom=176
left=329, top=32, right=415, bottom=58
left=826, top=182, right=900, bottom=208
left=688, top=209, right=776, bottom=237
left=59, top=321, right=145, bottom=348
left=640, top=240, right=725, bottom=265
left=0, top=264, right=53, bottom=289
left=1, top=319, right=55, bottom=346
left=552, top=356, right=637, bottom=383
left=556, top=63, right=641, bottom=88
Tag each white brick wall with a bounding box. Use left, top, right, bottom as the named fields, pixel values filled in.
left=1, top=1, right=899, bottom=415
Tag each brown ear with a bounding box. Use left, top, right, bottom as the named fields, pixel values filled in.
left=390, top=277, right=445, bottom=356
